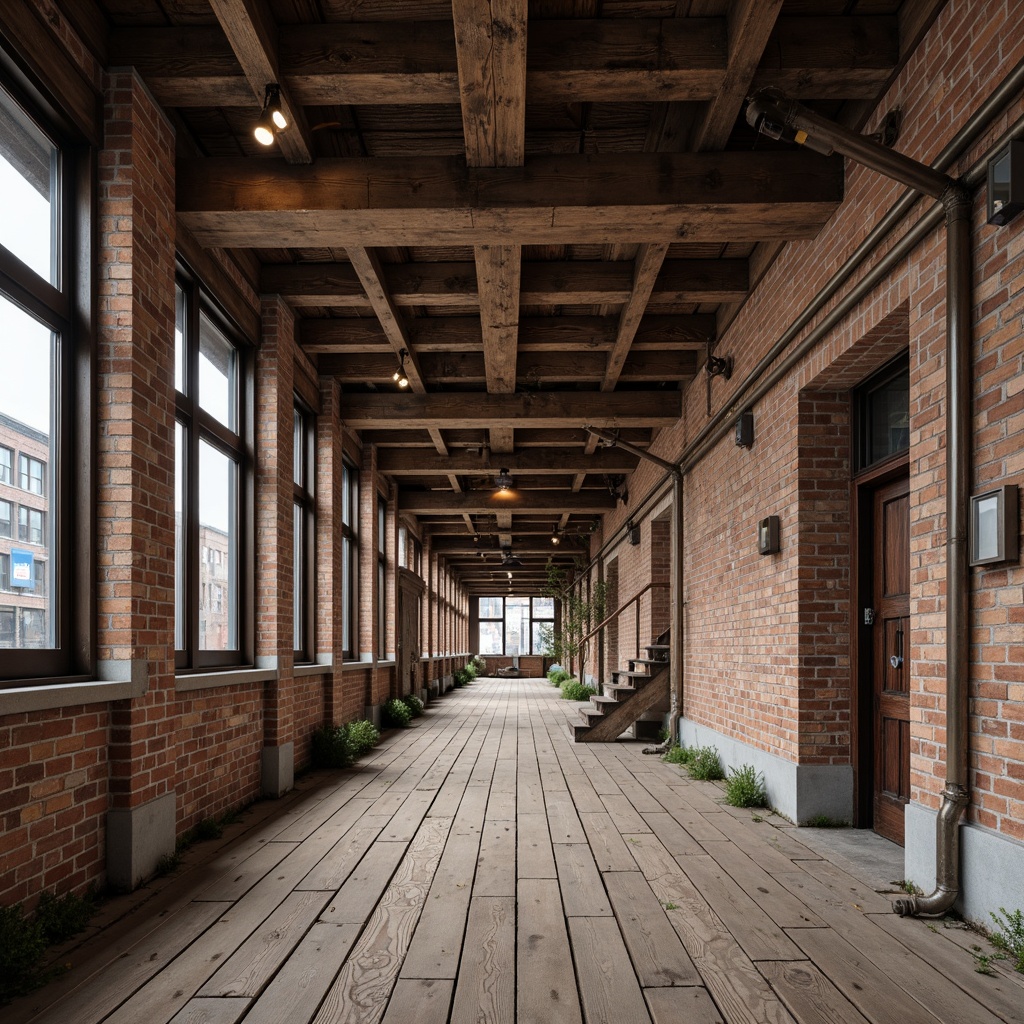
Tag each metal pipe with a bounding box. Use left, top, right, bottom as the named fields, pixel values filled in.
left=666, top=471, right=684, bottom=751
left=583, top=426, right=678, bottom=473
left=894, top=181, right=973, bottom=917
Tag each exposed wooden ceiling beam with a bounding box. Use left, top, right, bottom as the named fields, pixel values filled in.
left=377, top=448, right=639, bottom=475
left=177, top=151, right=843, bottom=248
left=261, top=258, right=748, bottom=309
left=340, top=391, right=681, bottom=430
left=207, top=0, right=313, bottom=163
left=399, top=490, right=617, bottom=514
left=318, top=349, right=698, bottom=384
left=300, top=314, right=715, bottom=355
left=362, top=427, right=651, bottom=449
left=111, top=17, right=896, bottom=107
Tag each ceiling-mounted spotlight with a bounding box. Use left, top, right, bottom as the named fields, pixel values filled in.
left=495, top=468, right=514, bottom=493
left=706, top=354, right=732, bottom=380
left=500, top=547, right=522, bottom=567
left=254, top=83, right=286, bottom=146
left=392, top=348, right=410, bottom=388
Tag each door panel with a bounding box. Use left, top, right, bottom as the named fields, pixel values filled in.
left=872, top=477, right=910, bottom=844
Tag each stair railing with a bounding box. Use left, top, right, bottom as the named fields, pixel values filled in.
left=581, top=581, right=670, bottom=673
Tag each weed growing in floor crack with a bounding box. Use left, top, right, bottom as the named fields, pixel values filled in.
left=990, top=907, right=1024, bottom=972
left=686, top=745, right=724, bottom=781
left=663, top=901, right=678, bottom=911
left=804, top=814, right=849, bottom=828
left=662, top=744, right=692, bottom=766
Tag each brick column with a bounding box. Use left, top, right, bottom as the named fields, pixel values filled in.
left=98, top=70, right=177, bottom=889
left=255, top=296, right=296, bottom=796
left=317, top=378, right=345, bottom=726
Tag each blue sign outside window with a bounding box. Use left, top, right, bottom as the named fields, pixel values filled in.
left=11, top=549, right=34, bottom=588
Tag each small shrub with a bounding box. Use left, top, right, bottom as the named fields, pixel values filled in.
left=687, top=745, right=724, bottom=781
left=990, top=907, right=1024, bottom=972
left=548, top=668, right=571, bottom=687
left=465, top=661, right=478, bottom=680
left=193, top=817, right=224, bottom=842
left=453, top=667, right=472, bottom=687
left=402, top=694, right=424, bottom=718
left=471, top=656, right=487, bottom=675
left=561, top=679, right=596, bottom=701
left=311, top=725, right=355, bottom=769
left=155, top=850, right=182, bottom=876
left=662, top=744, right=692, bottom=766
left=725, top=764, right=767, bottom=808
left=382, top=698, right=412, bottom=728
left=348, top=720, right=380, bottom=756
left=0, top=903, right=49, bottom=1004
left=33, top=889, right=96, bottom=946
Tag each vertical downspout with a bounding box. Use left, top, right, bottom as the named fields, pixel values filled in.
left=894, top=182, right=973, bottom=916
left=745, top=91, right=975, bottom=916
left=667, top=471, right=685, bottom=748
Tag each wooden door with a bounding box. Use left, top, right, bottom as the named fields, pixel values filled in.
left=872, top=477, right=911, bottom=844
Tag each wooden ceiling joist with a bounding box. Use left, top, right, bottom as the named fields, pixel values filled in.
left=398, top=491, right=617, bottom=514
left=376, top=448, right=638, bottom=475
left=111, top=17, right=897, bottom=108
left=178, top=151, right=842, bottom=249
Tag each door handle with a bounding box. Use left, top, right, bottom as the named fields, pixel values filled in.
left=889, top=625, right=904, bottom=669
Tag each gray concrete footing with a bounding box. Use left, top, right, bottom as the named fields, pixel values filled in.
left=261, top=742, right=294, bottom=798
left=106, top=790, right=176, bottom=892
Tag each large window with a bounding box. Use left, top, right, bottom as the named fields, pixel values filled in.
left=293, top=402, right=315, bottom=662
left=0, top=78, right=83, bottom=679
left=174, top=271, right=249, bottom=670
left=477, top=596, right=556, bottom=655
left=341, top=458, right=358, bottom=659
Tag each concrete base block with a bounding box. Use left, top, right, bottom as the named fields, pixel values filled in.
left=905, top=801, right=1024, bottom=926
left=261, top=742, right=294, bottom=798
left=364, top=705, right=382, bottom=729
left=106, top=790, right=176, bottom=892
left=428, top=679, right=440, bottom=700
left=678, top=718, right=853, bottom=824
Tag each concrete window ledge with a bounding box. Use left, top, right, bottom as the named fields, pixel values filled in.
left=0, top=678, right=143, bottom=716
left=175, top=667, right=278, bottom=692
left=294, top=663, right=330, bottom=679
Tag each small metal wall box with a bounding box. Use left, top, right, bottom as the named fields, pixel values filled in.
left=735, top=409, right=754, bottom=448
left=627, top=523, right=641, bottom=545
left=987, top=141, right=1024, bottom=226
left=757, top=515, right=780, bottom=555
left=970, top=484, right=1019, bottom=566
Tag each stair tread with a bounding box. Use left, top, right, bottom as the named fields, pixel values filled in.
left=591, top=695, right=619, bottom=704
left=630, top=658, right=669, bottom=666
left=613, top=669, right=655, bottom=679
left=646, top=644, right=671, bottom=651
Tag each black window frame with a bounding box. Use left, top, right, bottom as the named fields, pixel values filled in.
left=853, top=352, right=910, bottom=475
left=18, top=453, right=44, bottom=495
left=173, top=262, right=253, bottom=672
left=377, top=493, right=387, bottom=659
left=292, top=398, right=315, bottom=663
left=341, top=457, right=359, bottom=660
left=0, top=68, right=91, bottom=684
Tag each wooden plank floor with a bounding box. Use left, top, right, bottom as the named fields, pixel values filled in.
left=14, top=677, right=1024, bottom=1024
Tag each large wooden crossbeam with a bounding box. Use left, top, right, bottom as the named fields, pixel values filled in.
left=377, top=448, right=638, bottom=475
left=300, top=314, right=715, bottom=354
left=177, top=152, right=843, bottom=248
left=340, top=392, right=681, bottom=430
left=398, top=490, right=617, bottom=514
left=111, top=17, right=896, bottom=107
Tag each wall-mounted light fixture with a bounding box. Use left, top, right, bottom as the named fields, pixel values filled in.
left=987, top=141, right=1024, bottom=226
left=735, top=409, right=754, bottom=448
left=706, top=354, right=732, bottom=380
left=254, top=83, right=287, bottom=146
left=627, top=521, right=641, bottom=545
left=392, top=348, right=410, bottom=388
left=757, top=515, right=780, bottom=555
left=605, top=474, right=629, bottom=505
left=970, top=484, right=1019, bottom=566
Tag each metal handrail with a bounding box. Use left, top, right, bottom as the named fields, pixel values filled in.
left=581, top=581, right=670, bottom=662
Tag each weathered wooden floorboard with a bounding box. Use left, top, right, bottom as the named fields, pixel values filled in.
left=166, top=997, right=251, bottom=1024
left=474, top=818, right=516, bottom=897
left=578, top=810, right=638, bottom=871
left=517, top=811, right=557, bottom=879
left=517, top=878, right=583, bottom=1024
left=568, top=916, right=653, bottom=1024
left=644, top=986, right=726, bottom=1024
left=380, top=978, right=454, bottom=1024
left=450, top=896, right=515, bottom=1024
left=555, top=842, right=612, bottom=917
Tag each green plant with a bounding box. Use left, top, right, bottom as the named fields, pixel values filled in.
left=465, top=661, right=478, bottom=680
left=687, top=745, right=724, bottom=781
left=193, top=816, right=224, bottom=841
left=0, top=903, right=49, bottom=1004
left=155, top=850, right=182, bottom=876
left=804, top=814, right=850, bottom=828
left=990, top=907, right=1024, bottom=972
left=33, top=888, right=96, bottom=946
left=347, top=720, right=380, bottom=756
left=725, top=764, right=767, bottom=808
left=382, top=697, right=412, bottom=728
left=471, top=656, right=487, bottom=676
left=894, top=879, right=923, bottom=896
left=548, top=668, right=571, bottom=687
left=311, top=724, right=355, bottom=769
left=453, top=666, right=472, bottom=687
left=561, top=679, right=596, bottom=701
left=402, top=694, right=424, bottom=718
left=663, top=901, right=679, bottom=911
left=540, top=561, right=607, bottom=679
left=662, top=744, right=692, bottom=766
left=751, top=814, right=764, bottom=823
